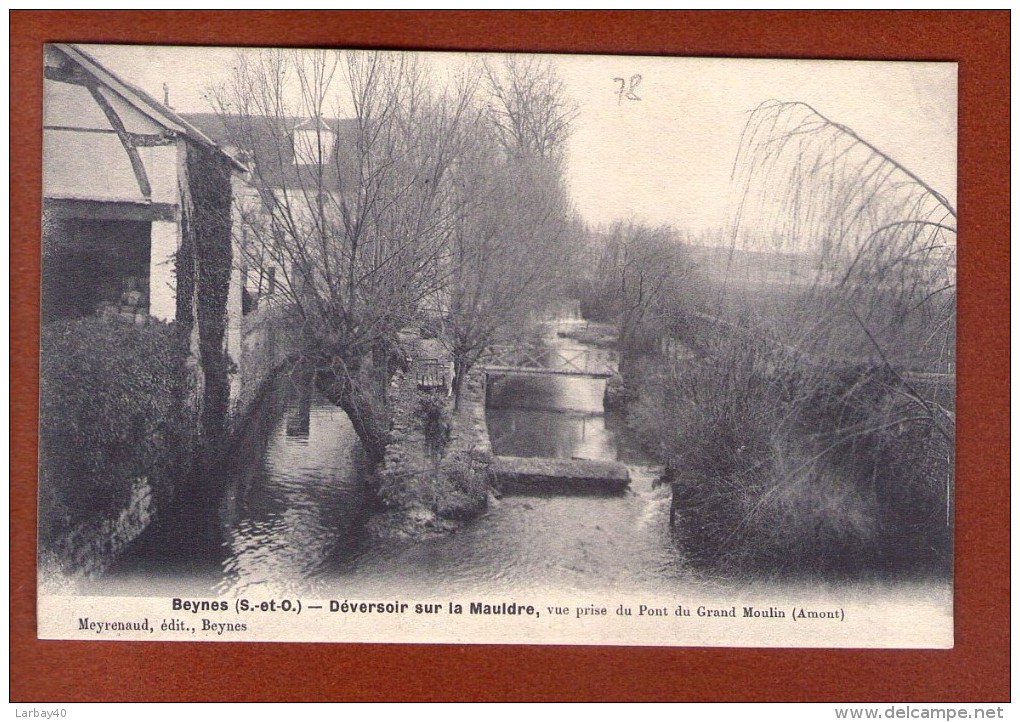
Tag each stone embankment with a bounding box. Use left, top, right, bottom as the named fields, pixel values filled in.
left=39, top=478, right=155, bottom=587
left=367, top=333, right=494, bottom=541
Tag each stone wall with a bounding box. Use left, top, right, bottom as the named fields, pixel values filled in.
left=367, top=335, right=492, bottom=540
left=449, top=369, right=492, bottom=461
left=227, top=304, right=296, bottom=432
left=40, top=477, right=155, bottom=585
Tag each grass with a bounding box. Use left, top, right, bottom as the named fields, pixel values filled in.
left=628, top=337, right=952, bottom=575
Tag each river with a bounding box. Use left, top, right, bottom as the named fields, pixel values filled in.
left=98, top=320, right=693, bottom=597
left=95, top=320, right=951, bottom=624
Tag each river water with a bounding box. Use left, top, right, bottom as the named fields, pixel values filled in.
left=95, top=321, right=951, bottom=624
left=99, top=321, right=694, bottom=598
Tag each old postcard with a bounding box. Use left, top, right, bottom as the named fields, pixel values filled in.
left=37, top=44, right=956, bottom=647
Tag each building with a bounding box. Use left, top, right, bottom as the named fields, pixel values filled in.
left=42, top=43, right=245, bottom=326
left=42, top=44, right=257, bottom=438
left=179, top=112, right=360, bottom=311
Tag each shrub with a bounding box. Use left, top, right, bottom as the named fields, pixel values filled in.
left=629, top=337, right=952, bottom=576
left=434, top=455, right=490, bottom=520
left=418, top=390, right=452, bottom=459
left=38, top=317, right=195, bottom=551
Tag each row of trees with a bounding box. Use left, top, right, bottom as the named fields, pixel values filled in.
left=209, top=50, right=579, bottom=464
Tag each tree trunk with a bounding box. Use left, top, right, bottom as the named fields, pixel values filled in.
left=315, top=363, right=389, bottom=467
left=617, top=321, right=633, bottom=378
left=452, top=355, right=471, bottom=411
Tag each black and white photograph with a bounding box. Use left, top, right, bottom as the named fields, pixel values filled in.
left=37, top=43, right=956, bottom=647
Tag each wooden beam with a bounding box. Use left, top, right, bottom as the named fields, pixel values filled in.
left=44, top=126, right=176, bottom=146
left=83, top=82, right=153, bottom=198
left=44, top=64, right=88, bottom=85
left=44, top=198, right=178, bottom=223
left=128, top=132, right=177, bottom=147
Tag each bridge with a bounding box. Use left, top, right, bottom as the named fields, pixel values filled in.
left=480, top=346, right=617, bottom=379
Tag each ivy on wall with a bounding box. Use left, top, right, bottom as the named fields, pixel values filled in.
left=177, top=141, right=235, bottom=458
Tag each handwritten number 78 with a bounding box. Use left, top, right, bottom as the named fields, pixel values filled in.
left=614, top=75, right=642, bottom=104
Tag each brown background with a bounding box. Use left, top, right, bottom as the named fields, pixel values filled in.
left=10, top=11, right=1009, bottom=702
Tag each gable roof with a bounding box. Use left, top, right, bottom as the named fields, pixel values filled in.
left=53, top=44, right=245, bottom=172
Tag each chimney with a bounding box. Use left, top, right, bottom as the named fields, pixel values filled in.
left=163, top=83, right=172, bottom=109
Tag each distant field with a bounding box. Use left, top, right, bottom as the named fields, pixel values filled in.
left=672, top=269, right=955, bottom=376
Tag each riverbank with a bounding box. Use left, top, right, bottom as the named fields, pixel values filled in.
left=367, top=334, right=493, bottom=540
left=620, top=332, right=953, bottom=577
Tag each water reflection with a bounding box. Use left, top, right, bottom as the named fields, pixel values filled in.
left=97, top=325, right=949, bottom=611
left=487, top=373, right=619, bottom=461
left=100, top=375, right=370, bottom=596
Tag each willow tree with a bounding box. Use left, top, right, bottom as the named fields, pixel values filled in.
left=730, top=100, right=956, bottom=386
left=211, top=49, right=478, bottom=464
left=685, top=99, right=958, bottom=569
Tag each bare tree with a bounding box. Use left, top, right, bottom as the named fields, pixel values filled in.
left=731, top=100, right=956, bottom=425
left=211, top=49, right=479, bottom=464
left=482, top=55, right=579, bottom=159
left=585, top=221, right=690, bottom=370
left=442, top=134, right=575, bottom=407
left=437, top=58, right=580, bottom=407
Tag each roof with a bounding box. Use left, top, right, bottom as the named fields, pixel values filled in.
left=182, top=113, right=359, bottom=189
left=53, top=44, right=246, bottom=172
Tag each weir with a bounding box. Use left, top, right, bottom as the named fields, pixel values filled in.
left=490, top=455, right=630, bottom=496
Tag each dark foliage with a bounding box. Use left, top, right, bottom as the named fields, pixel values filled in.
left=38, top=318, right=195, bottom=550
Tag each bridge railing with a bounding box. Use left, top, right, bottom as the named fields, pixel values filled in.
left=481, top=346, right=617, bottom=377
left=415, top=359, right=448, bottom=391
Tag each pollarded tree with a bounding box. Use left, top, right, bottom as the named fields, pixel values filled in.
left=210, top=49, right=480, bottom=464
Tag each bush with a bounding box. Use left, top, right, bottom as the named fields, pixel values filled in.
left=434, top=455, right=490, bottom=521
left=38, top=317, right=195, bottom=551
left=419, top=390, right=452, bottom=459
left=628, top=337, right=952, bottom=576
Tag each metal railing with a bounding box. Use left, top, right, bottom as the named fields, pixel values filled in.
left=415, top=359, right=447, bottom=391
left=481, top=347, right=617, bottom=377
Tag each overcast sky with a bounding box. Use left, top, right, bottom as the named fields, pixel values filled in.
left=82, top=44, right=957, bottom=236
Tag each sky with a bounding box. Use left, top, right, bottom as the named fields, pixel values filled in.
left=82, top=44, right=957, bottom=236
